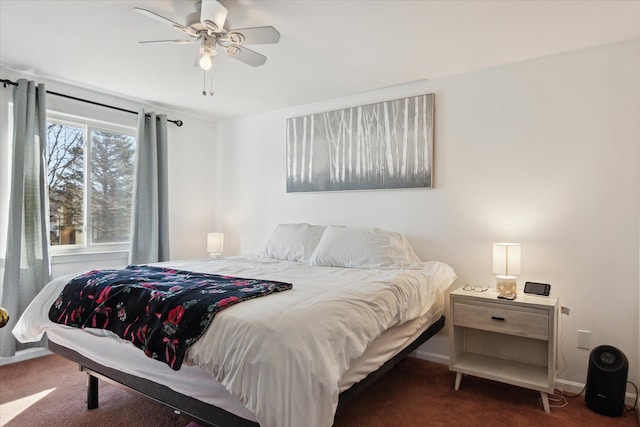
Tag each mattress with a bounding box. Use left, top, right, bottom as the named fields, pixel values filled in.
left=14, top=256, right=456, bottom=427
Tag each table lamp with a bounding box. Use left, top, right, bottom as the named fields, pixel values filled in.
left=207, top=232, right=224, bottom=258
left=493, top=242, right=520, bottom=294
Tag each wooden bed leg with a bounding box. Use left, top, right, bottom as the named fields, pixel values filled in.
left=87, top=373, right=99, bottom=409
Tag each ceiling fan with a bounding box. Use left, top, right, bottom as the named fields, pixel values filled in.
left=134, top=0, right=280, bottom=95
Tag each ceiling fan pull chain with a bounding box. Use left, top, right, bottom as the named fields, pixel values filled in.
left=202, top=68, right=207, bottom=96
left=210, top=66, right=215, bottom=96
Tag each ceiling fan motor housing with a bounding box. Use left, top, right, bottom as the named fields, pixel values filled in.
left=199, top=0, right=228, bottom=33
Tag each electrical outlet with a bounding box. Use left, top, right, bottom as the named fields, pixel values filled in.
left=578, top=330, right=590, bottom=349
left=561, top=306, right=571, bottom=315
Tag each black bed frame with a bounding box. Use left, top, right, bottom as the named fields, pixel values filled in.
left=48, top=315, right=445, bottom=427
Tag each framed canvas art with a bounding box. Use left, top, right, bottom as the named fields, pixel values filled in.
left=286, top=93, right=434, bottom=192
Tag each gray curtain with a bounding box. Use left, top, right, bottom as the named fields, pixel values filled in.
left=0, top=79, right=52, bottom=357
left=129, top=111, right=169, bottom=264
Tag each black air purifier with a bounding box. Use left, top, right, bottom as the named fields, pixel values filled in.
left=585, top=345, right=628, bottom=417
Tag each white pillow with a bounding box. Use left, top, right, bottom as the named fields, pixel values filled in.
left=308, top=226, right=422, bottom=269
left=262, top=223, right=326, bottom=262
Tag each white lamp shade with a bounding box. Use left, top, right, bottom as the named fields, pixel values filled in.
left=207, top=232, right=224, bottom=255
left=492, top=243, right=521, bottom=276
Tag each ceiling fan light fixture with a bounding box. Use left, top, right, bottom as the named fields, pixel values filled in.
left=199, top=45, right=217, bottom=56
left=198, top=35, right=217, bottom=70
left=199, top=54, right=213, bottom=70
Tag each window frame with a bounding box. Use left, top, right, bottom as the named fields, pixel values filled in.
left=46, top=110, right=136, bottom=256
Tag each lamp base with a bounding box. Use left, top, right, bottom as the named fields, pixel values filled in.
left=0, top=307, right=8, bottom=328
left=496, top=275, right=517, bottom=294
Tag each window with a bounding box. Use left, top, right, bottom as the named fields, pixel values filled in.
left=46, top=113, right=136, bottom=254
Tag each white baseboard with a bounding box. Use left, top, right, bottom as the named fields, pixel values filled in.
left=0, top=347, right=51, bottom=366
left=412, top=351, right=638, bottom=407
left=413, top=349, right=449, bottom=365
left=555, top=378, right=585, bottom=394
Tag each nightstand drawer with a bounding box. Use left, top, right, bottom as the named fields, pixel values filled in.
left=453, top=299, right=549, bottom=340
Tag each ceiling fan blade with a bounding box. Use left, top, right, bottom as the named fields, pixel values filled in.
left=227, top=26, right=280, bottom=45
left=139, top=39, right=196, bottom=45
left=200, top=0, right=228, bottom=33
left=225, top=45, right=267, bottom=67
left=134, top=7, right=198, bottom=37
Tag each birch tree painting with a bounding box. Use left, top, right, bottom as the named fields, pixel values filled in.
left=286, top=93, right=434, bottom=192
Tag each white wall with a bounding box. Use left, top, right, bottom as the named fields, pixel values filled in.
left=0, top=68, right=218, bottom=278
left=215, top=39, right=639, bottom=387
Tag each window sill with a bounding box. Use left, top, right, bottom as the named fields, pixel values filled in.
left=51, top=250, right=129, bottom=265
left=0, top=347, right=51, bottom=366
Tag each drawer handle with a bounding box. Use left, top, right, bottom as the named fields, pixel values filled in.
left=491, top=316, right=505, bottom=321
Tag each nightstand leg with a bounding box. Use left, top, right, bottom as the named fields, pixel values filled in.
left=540, top=392, right=550, bottom=413
left=454, top=372, right=462, bottom=391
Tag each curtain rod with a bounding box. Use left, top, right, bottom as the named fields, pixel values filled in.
left=1, top=78, right=183, bottom=127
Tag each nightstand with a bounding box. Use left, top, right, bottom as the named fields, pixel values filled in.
left=449, top=287, right=559, bottom=412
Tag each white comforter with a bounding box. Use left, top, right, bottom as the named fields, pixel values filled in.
left=13, top=256, right=456, bottom=427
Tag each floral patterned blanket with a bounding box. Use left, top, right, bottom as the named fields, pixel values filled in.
left=48, top=265, right=293, bottom=370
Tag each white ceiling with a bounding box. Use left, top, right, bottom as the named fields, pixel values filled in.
left=1, top=0, right=638, bottom=121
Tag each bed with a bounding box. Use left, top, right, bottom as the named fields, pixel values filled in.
left=13, top=225, right=456, bottom=427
